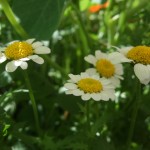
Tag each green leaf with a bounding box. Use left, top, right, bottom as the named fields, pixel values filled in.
left=79, top=0, right=90, bottom=11
left=3, top=124, right=10, bottom=136
left=12, top=0, right=66, bottom=39
left=0, top=108, right=12, bottom=137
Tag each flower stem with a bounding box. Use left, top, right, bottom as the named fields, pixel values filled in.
left=86, top=101, right=90, bottom=131
left=126, top=78, right=141, bottom=150
left=0, top=0, right=29, bottom=39
left=23, top=70, right=40, bottom=135
left=86, top=100, right=91, bottom=150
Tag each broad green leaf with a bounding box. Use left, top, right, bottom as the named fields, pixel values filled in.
left=12, top=0, right=66, bottom=39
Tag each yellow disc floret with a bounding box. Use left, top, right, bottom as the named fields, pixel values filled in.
left=5, top=42, right=33, bottom=60
left=127, top=46, right=150, bottom=64
left=77, top=78, right=103, bottom=93
left=96, top=59, right=115, bottom=78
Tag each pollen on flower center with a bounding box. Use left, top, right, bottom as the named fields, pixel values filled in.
left=127, top=46, right=150, bottom=64
left=77, top=78, right=103, bottom=93
left=96, top=59, right=115, bottom=78
left=5, top=42, right=33, bottom=60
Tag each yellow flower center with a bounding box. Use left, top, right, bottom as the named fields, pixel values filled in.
left=96, top=59, right=115, bottom=78
left=77, top=78, right=103, bottom=93
left=5, top=42, right=33, bottom=60
left=127, top=46, right=150, bottom=64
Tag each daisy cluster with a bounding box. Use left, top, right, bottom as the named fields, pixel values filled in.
left=0, top=39, right=51, bottom=72
left=1, top=39, right=149, bottom=101
left=64, top=49, right=131, bottom=101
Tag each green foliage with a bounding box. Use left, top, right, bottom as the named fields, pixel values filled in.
left=0, top=108, right=11, bottom=137
left=0, top=0, right=150, bottom=150
left=12, top=0, right=66, bottom=39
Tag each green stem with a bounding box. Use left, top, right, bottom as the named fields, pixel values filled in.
left=0, top=0, right=29, bottom=39
left=86, top=100, right=91, bottom=150
left=126, top=78, right=142, bottom=150
left=23, top=70, right=40, bottom=135
left=71, top=3, right=90, bottom=54
left=86, top=101, right=90, bottom=131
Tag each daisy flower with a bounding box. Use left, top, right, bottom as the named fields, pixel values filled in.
left=0, top=39, right=51, bottom=72
left=84, top=50, right=130, bottom=87
left=118, top=46, right=150, bottom=85
left=64, top=72, right=116, bottom=101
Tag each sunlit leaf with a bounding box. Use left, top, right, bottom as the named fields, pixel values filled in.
left=12, top=0, right=66, bottom=39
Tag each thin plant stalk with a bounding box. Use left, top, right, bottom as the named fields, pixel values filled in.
left=86, top=101, right=90, bottom=131
left=0, top=0, right=29, bottom=39
left=86, top=100, right=91, bottom=150
left=23, top=70, right=40, bottom=135
left=126, top=78, right=142, bottom=150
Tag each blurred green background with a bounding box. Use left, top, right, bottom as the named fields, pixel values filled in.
left=0, top=0, right=150, bottom=149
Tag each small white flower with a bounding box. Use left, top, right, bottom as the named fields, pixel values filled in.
left=64, top=72, right=116, bottom=101
left=118, top=46, right=150, bottom=85
left=84, top=50, right=130, bottom=87
left=0, top=39, right=51, bottom=72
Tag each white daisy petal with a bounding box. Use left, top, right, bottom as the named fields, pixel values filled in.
left=91, top=93, right=101, bottom=101
left=34, top=46, right=51, bottom=54
left=100, top=91, right=110, bottom=101
left=95, top=50, right=107, bottom=59
left=103, top=83, right=115, bottom=90
left=65, top=90, right=73, bottom=95
left=84, top=55, right=97, bottom=65
left=147, top=65, right=150, bottom=72
left=81, top=93, right=91, bottom=101
left=20, top=61, right=28, bottom=70
left=100, top=78, right=111, bottom=85
left=72, top=89, right=84, bottom=96
left=115, top=64, right=123, bottom=75
left=118, top=46, right=133, bottom=55
left=26, top=39, right=35, bottom=44
left=81, top=72, right=89, bottom=78
left=14, top=60, right=22, bottom=66
left=105, top=90, right=116, bottom=101
left=64, top=83, right=77, bottom=90
left=20, top=58, right=30, bottom=61
left=68, top=74, right=81, bottom=82
left=85, top=68, right=97, bottom=76
left=28, top=55, right=39, bottom=59
left=0, top=53, right=7, bottom=63
left=108, top=77, right=120, bottom=87
left=114, top=74, right=123, bottom=80
left=32, top=41, right=43, bottom=49
left=108, top=52, right=131, bottom=64
left=134, top=63, right=150, bottom=85
left=5, top=61, right=18, bottom=72
left=31, top=56, right=44, bottom=64
left=0, top=47, right=6, bottom=52
left=91, top=75, right=100, bottom=80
